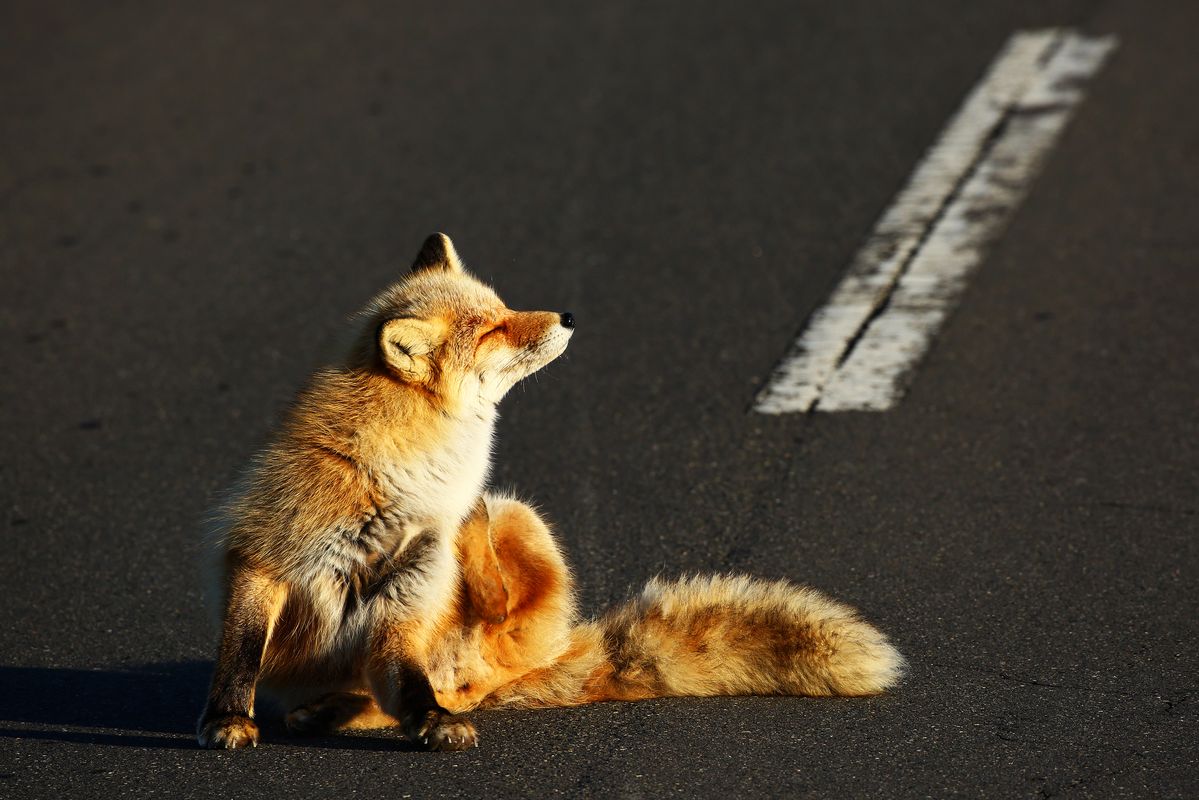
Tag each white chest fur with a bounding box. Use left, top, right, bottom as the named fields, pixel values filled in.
left=375, top=409, right=496, bottom=530
left=283, top=410, right=497, bottom=643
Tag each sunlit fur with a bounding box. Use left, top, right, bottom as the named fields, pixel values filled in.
left=199, top=235, right=574, bottom=750
left=283, top=493, right=905, bottom=731
left=198, top=234, right=903, bottom=750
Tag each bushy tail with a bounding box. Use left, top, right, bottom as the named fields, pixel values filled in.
left=482, top=574, right=904, bottom=709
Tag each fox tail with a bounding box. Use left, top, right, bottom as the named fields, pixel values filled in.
left=482, top=573, right=905, bottom=709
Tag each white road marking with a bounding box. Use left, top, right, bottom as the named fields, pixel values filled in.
left=754, top=29, right=1116, bottom=414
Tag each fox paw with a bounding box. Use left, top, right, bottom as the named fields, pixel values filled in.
left=285, top=692, right=377, bottom=736
left=410, top=710, right=477, bottom=752
left=284, top=706, right=327, bottom=736
left=197, top=715, right=259, bottom=749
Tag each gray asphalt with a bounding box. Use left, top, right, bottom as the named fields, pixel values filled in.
left=2, top=1, right=1196, bottom=797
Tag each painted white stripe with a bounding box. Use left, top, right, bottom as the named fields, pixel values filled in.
left=754, top=30, right=1116, bottom=414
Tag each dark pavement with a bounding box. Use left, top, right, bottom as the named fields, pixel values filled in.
left=1, top=1, right=1196, bottom=797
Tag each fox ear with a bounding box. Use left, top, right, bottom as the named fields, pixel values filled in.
left=411, top=233, right=464, bottom=274
left=379, top=318, right=440, bottom=382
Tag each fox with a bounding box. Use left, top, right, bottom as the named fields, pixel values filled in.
left=197, top=233, right=904, bottom=751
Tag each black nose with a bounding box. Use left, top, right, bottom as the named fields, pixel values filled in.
left=560, top=312, right=575, bottom=329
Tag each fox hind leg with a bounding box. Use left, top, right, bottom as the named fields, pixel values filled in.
left=282, top=669, right=477, bottom=750
left=457, top=497, right=508, bottom=625
left=369, top=648, right=478, bottom=751
left=285, top=692, right=397, bottom=735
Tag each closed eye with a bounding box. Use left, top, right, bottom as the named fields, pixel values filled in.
left=478, top=324, right=506, bottom=343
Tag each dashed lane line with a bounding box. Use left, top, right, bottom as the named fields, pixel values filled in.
left=754, top=29, right=1117, bottom=413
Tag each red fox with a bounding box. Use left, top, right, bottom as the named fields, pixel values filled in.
left=197, top=234, right=904, bottom=751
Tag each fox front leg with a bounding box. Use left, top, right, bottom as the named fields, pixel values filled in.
left=197, top=554, right=286, bottom=749
left=368, top=625, right=477, bottom=751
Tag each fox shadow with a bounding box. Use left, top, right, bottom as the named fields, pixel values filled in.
left=0, top=662, right=407, bottom=750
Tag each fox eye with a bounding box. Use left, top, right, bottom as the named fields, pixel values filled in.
left=478, top=324, right=506, bottom=342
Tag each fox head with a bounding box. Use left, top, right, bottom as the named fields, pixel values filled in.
left=355, top=234, right=574, bottom=411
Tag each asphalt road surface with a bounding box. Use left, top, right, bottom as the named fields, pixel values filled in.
left=2, top=1, right=1196, bottom=797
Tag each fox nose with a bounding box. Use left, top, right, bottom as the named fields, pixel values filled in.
left=560, top=312, right=575, bottom=329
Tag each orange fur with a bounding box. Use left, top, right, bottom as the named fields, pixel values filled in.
left=197, top=234, right=903, bottom=751
left=284, top=492, right=905, bottom=733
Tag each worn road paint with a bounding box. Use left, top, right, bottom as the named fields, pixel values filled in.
left=754, top=30, right=1116, bottom=413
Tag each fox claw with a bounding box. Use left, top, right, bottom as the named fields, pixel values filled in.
left=410, top=711, right=477, bottom=752
left=197, top=715, right=259, bottom=750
